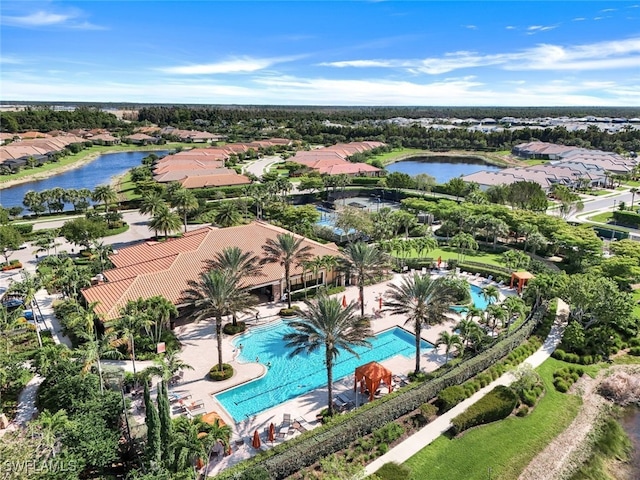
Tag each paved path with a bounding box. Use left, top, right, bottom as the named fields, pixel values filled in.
left=5, top=374, right=44, bottom=430
left=243, top=155, right=283, bottom=177
left=363, top=299, right=569, bottom=476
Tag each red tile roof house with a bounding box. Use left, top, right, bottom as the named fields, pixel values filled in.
left=178, top=172, right=252, bottom=188
left=124, top=133, right=159, bottom=145
left=90, top=133, right=121, bottom=146
left=81, top=222, right=342, bottom=320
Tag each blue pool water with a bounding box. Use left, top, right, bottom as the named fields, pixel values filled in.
left=452, top=284, right=493, bottom=312
left=216, top=324, right=431, bottom=421
left=315, top=206, right=354, bottom=235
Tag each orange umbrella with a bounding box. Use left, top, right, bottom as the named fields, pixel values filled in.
left=252, top=430, right=261, bottom=449
left=378, top=297, right=383, bottom=310
left=341, top=295, right=347, bottom=308
left=437, top=256, right=442, bottom=268
left=268, top=422, right=276, bottom=442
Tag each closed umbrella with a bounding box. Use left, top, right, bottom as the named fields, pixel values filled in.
left=437, top=256, right=442, bottom=268
left=268, top=422, right=276, bottom=442
left=252, top=430, right=261, bottom=449
left=378, top=296, right=383, bottom=310
left=342, top=295, right=347, bottom=308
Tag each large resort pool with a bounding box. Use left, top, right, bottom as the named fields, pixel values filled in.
left=216, top=323, right=432, bottom=421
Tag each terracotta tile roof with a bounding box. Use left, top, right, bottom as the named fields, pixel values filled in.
left=179, top=173, right=251, bottom=188
left=153, top=160, right=226, bottom=174
left=154, top=168, right=233, bottom=183
left=82, top=222, right=341, bottom=319
left=319, top=163, right=381, bottom=175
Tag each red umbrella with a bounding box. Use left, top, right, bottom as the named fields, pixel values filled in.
left=378, top=296, right=383, bottom=310
left=268, top=422, right=276, bottom=442
left=252, top=430, right=261, bottom=449
left=341, top=295, right=347, bottom=308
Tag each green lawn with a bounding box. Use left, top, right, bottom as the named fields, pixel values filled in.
left=582, top=189, right=614, bottom=197
left=402, top=358, right=582, bottom=480
left=369, top=148, right=429, bottom=165
left=623, top=180, right=640, bottom=187
left=587, top=212, right=613, bottom=223
left=522, top=159, right=548, bottom=166
left=392, top=246, right=504, bottom=267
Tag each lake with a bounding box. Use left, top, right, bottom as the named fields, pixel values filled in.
left=386, top=156, right=503, bottom=184
left=0, top=150, right=167, bottom=210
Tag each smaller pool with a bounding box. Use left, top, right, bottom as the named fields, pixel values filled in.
left=215, top=323, right=432, bottom=421
left=451, top=284, right=493, bottom=312
left=315, top=206, right=354, bottom=235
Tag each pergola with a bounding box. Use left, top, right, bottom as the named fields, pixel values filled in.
left=354, top=361, right=393, bottom=401
left=510, top=271, right=534, bottom=293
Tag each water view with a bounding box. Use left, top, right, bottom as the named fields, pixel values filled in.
left=0, top=150, right=167, bottom=210
left=386, top=156, right=502, bottom=184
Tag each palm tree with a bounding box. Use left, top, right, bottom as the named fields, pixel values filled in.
left=481, top=285, right=499, bottom=306
left=341, top=242, right=388, bottom=317
left=502, top=296, right=527, bottom=331
left=450, top=232, right=478, bottom=263
left=30, top=409, right=70, bottom=455
left=139, top=191, right=166, bottom=217
left=384, top=273, right=457, bottom=375
left=171, top=415, right=232, bottom=474
left=149, top=204, right=182, bottom=239
left=32, top=343, right=71, bottom=376
left=143, top=351, right=193, bottom=383
left=436, top=331, right=462, bottom=363
left=455, top=317, right=485, bottom=353
left=261, top=233, right=313, bottom=309
left=146, top=296, right=178, bottom=344
left=321, top=255, right=340, bottom=287
left=213, top=202, right=243, bottom=228
left=170, top=188, right=199, bottom=233
left=631, top=187, right=639, bottom=209
left=66, top=301, right=102, bottom=340
left=0, top=305, right=24, bottom=354
left=207, top=246, right=262, bottom=280
left=92, top=185, right=118, bottom=212
left=181, top=270, right=256, bottom=371
left=283, top=295, right=372, bottom=416
left=485, top=304, right=506, bottom=334
left=113, top=303, right=154, bottom=375
left=78, top=329, right=122, bottom=394
left=9, top=272, right=43, bottom=347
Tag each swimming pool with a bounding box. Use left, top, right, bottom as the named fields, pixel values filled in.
left=452, top=284, right=493, bottom=312
left=215, top=323, right=432, bottom=421
left=314, top=206, right=354, bottom=235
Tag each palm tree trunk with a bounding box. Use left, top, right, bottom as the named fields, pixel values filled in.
left=131, top=336, right=137, bottom=375
left=359, top=284, right=365, bottom=317
left=414, top=321, right=421, bottom=375
left=326, top=349, right=334, bottom=416
left=184, top=212, right=188, bottom=233
left=285, top=266, right=292, bottom=309
left=97, top=355, right=104, bottom=395
left=216, top=316, right=223, bottom=370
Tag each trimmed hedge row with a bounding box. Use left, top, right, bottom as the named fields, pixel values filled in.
left=451, top=385, right=518, bottom=435
left=553, top=366, right=585, bottom=393
left=290, top=285, right=346, bottom=302
left=613, top=210, right=640, bottom=228
left=458, top=263, right=511, bottom=284
left=552, top=348, right=600, bottom=365
left=215, top=302, right=548, bottom=480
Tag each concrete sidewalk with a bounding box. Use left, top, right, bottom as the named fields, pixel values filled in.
left=364, top=299, right=569, bottom=476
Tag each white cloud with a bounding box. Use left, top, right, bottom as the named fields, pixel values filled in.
left=0, top=56, right=23, bottom=65
left=526, top=24, right=558, bottom=34
left=505, top=26, right=516, bottom=30
left=1, top=9, right=105, bottom=30
left=158, top=56, right=299, bottom=75
left=464, top=25, right=477, bottom=30
left=572, top=17, right=586, bottom=21
left=1, top=74, right=634, bottom=106
left=320, top=37, right=640, bottom=74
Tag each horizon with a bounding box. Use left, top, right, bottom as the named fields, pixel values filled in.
left=1, top=1, right=639, bottom=106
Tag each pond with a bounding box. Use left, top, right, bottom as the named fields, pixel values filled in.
left=0, top=150, right=167, bottom=210
left=386, top=156, right=502, bottom=184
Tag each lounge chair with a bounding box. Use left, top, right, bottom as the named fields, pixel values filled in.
left=282, top=413, right=292, bottom=427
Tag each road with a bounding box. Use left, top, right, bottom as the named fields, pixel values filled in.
left=243, top=155, right=283, bottom=177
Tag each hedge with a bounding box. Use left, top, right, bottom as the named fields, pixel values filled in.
left=350, top=177, right=383, bottom=186
left=290, top=285, right=346, bottom=302
left=613, top=210, right=640, bottom=228
left=214, top=302, right=548, bottom=480
left=451, top=385, right=517, bottom=434
left=192, top=185, right=247, bottom=199
left=209, top=363, right=234, bottom=381
left=458, top=263, right=511, bottom=284
left=13, top=223, right=33, bottom=235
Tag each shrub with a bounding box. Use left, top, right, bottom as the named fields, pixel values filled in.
left=375, top=462, right=412, bottom=480
left=223, top=322, right=246, bottom=335
left=516, top=406, right=529, bottom=417
left=629, top=346, right=640, bottom=356
left=451, top=385, right=517, bottom=434
left=239, top=467, right=273, bottom=480
left=554, top=380, right=569, bottom=393
left=372, top=422, right=404, bottom=444
left=436, top=385, right=468, bottom=412
left=208, top=363, right=233, bottom=381
left=278, top=307, right=301, bottom=317
left=419, top=402, right=438, bottom=420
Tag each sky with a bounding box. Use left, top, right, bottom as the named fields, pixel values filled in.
left=1, top=1, right=639, bottom=106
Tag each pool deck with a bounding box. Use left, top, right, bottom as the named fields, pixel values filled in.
left=143, top=270, right=514, bottom=476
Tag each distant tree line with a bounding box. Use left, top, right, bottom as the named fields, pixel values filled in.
left=0, top=106, right=122, bottom=133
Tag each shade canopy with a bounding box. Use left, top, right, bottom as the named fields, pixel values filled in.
left=510, top=271, right=534, bottom=293
left=354, top=361, right=393, bottom=401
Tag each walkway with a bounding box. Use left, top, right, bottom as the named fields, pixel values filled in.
left=4, top=374, right=44, bottom=431
left=363, top=299, right=569, bottom=476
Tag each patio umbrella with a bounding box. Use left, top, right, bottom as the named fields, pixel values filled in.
left=342, top=295, right=347, bottom=308
left=252, top=430, right=261, bottom=449
left=437, top=256, right=442, bottom=268
left=268, top=422, right=276, bottom=442
left=378, top=296, right=383, bottom=310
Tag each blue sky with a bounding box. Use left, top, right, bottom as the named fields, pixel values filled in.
left=1, top=1, right=639, bottom=106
